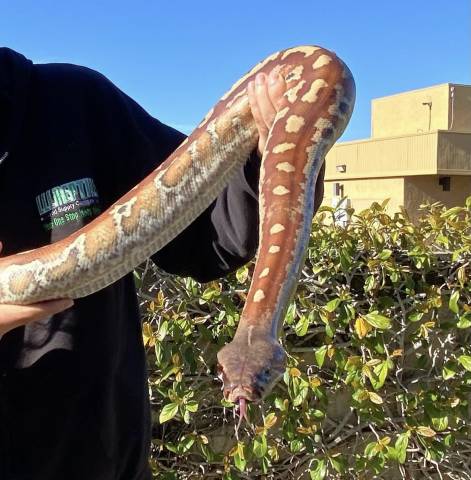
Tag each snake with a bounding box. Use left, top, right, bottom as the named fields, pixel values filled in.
left=0, top=46, right=355, bottom=417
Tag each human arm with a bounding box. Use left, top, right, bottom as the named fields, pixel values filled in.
left=0, top=242, right=73, bottom=335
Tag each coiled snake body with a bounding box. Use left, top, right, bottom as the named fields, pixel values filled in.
left=0, top=46, right=355, bottom=409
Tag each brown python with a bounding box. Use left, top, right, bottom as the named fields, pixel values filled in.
left=0, top=46, right=355, bottom=414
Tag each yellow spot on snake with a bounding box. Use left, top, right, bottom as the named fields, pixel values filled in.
left=281, top=46, right=321, bottom=60
left=273, top=186, right=290, bottom=196
left=270, top=224, right=285, bottom=234
left=285, top=80, right=306, bottom=103
left=254, top=51, right=280, bottom=72
left=313, top=54, right=332, bottom=69
left=226, top=89, right=246, bottom=109
left=221, top=71, right=252, bottom=101
left=161, top=151, right=193, bottom=187
left=276, top=162, right=296, bottom=173
left=110, top=196, right=137, bottom=218
left=272, top=143, right=296, bottom=154
left=301, top=79, right=329, bottom=103
left=285, top=115, right=305, bottom=133
left=247, top=325, right=254, bottom=346
left=253, top=289, right=265, bottom=302
left=275, top=107, right=289, bottom=120
left=8, top=269, right=35, bottom=296
left=259, top=267, right=270, bottom=278
left=285, top=65, right=304, bottom=82
left=269, top=245, right=281, bottom=253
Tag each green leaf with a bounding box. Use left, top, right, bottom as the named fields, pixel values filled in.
left=408, top=311, right=424, bottom=323
left=368, top=391, right=384, bottom=404
left=309, top=459, right=327, bottom=480
left=185, top=400, right=198, bottom=413
left=364, top=275, right=376, bottom=292
left=431, top=413, right=449, bottom=432
left=315, top=345, right=328, bottom=367
left=458, top=355, right=471, bottom=371
left=294, top=314, right=309, bottom=336
left=293, top=385, right=309, bottom=407
left=364, top=441, right=379, bottom=459
left=457, top=313, right=471, bottom=329
left=325, top=320, right=335, bottom=338
left=253, top=435, right=268, bottom=458
left=234, top=453, right=246, bottom=472
left=339, top=248, right=353, bottom=270
left=386, top=446, right=399, bottom=462
left=378, top=249, right=392, bottom=260
left=236, top=266, right=249, bottom=284
left=449, top=291, right=460, bottom=314
left=290, top=438, right=303, bottom=453
left=442, top=361, right=458, bottom=380
left=395, top=432, right=410, bottom=464
left=155, top=320, right=168, bottom=342
left=159, top=403, right=179, bottom=423
left=325, top=298, right=341, bottom=313
left=416, top=426, right=436, bottom=437
left=441, top=206, right=464, bottom=218
left=234, top=442, right=246, bottom=472
left=364, top=312, right=392, bottom=329
left=371, top=361, right=389, bottom=390
left=178, top=435, right=195, bottom=453
left=329, top=455, right=346, bottom=473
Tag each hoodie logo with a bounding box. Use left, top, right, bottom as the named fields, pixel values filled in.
left=35, top=177, right=102, bottom=232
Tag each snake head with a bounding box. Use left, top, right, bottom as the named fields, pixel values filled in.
left=216, top=331, right=286, bottom=404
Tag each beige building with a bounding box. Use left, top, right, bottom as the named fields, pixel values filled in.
left=324, top=83, right=471, bottom=222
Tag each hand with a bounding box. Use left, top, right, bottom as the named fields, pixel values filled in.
left=247, top=68, right=287, bottom=156
left=0, top=242, right=73, bottom=336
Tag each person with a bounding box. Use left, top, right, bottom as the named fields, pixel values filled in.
left=0, top=47, right=324, bottom=479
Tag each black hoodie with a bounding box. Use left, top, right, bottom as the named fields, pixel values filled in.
left=0, top=48, right=263, bottom=480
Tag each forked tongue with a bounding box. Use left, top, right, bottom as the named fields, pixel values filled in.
left=235, top=397, right=248, bottom=434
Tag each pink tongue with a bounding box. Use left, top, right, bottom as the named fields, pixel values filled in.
left=236, top=397, right=248, bottom=431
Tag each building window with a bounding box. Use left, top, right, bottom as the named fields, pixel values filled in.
left=438, top=176, right=451, bottom=192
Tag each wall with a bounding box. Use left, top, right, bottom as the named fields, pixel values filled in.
left=325, top=131, right=438, bottom=180
left=404, top=175, right=471, bottom=222
left=450, top=85, right=471, bottom=133
left=437, top=131, right=471, bottom=174
left=371, top=84, right=450, bottom=138
left=323, top=177, right=404, bottom=215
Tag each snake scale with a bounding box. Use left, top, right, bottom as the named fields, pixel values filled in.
left=0, top=46, right=355, bottom=410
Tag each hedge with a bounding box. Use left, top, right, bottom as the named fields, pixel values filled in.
left=135, top=197, right=471, bottom=479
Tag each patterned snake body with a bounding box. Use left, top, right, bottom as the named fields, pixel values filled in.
left=0, top=46, right=355, bottom=404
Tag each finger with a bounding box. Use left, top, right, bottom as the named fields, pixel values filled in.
left=267, top=69, right=287, bottom=110
left=247, top=79, right=268, bottom=153
left=23, top=299, right=74, bottom=320
left=254, top=73, right=277, bottom=130
left=0, top=241, right=3, bottom=254
left=2, top=299, right=74, bottom=326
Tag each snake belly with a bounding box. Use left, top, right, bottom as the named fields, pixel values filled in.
left=0, top=46, right=355, bottom=398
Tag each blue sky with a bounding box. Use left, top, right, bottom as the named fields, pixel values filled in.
left=1, top=0, right=469, bottom=141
